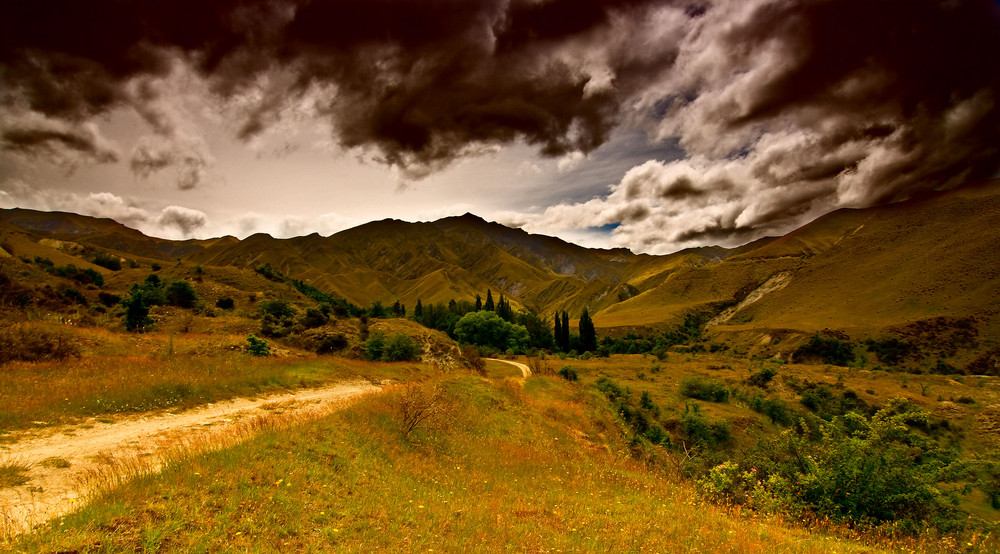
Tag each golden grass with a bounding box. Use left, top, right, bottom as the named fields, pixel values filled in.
left=0, top=462, right=29, bottom=489
left=0, top=321, right=429, bottom=436
left=8, top=373, right=990, bottom=552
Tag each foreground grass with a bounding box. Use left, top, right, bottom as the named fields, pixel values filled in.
left=7, top=373, right=949, bottom=553
left=0, top=335, right=424, bottom=436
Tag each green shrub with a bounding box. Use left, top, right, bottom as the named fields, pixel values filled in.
left=794, top=334, right=855, bottom=366
left=746, top=367, right=777, bottom=388
left=382, top=333, right=420, bottom=362
left=558, top=366, right=578, bottom=381
left=680, top=405, right=731, bottom=448
left=61, top=287, right=87, bottom=305
left=300, top=307, right=328, bottom=329
left=595, top=377, right=627, bottom=400
left=98, top=291, right=121, bottom=307
left=730, top=400, right=970, bottom=531
left=122, top=287, right=153, bottom=332
left=215, top=297, right=235, bottom=310
left=259, top=299, right=296, bottom=319
left=680, top=377, right=729, bottom=402
left=246, top=334, right=270, bottom=356
left=91, top=253, right=122, bottom=271
left=315, top=333, right=348, bottom=354
left=166, top=280, right=198, bottom=308
left=748, top=395, right=793, bottom=425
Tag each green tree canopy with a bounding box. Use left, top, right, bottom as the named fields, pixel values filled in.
left=454, top=310, right=529, bottom=353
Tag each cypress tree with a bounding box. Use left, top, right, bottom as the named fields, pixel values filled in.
left=579, top=308, right=596, bottom=352
left=554, top=312, right=562, bottom=351
left=561, top=310, right=570, bottom=351
left=414, top=299, right=423, bottom=322
left=475, top=294, right=482, bottom=311
left=485, top=289, right=495, bottom=311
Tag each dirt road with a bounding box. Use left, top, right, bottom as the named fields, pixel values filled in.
left=0, top=380, right=379, bottom=536
left=486, top=358, right=532, bottom=378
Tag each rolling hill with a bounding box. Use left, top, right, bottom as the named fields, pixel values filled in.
left=2, top=179, right=999, bottom=365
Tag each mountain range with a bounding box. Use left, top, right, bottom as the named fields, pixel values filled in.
left=2, top=179, right=999, bottom=365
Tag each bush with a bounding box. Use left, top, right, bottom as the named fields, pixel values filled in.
left=215, top=297, right=235, bottom=310
left=794, top=334, right=855, bottom=366
left=746, top=367, right=777, bottom=388
left=246, top=334, right=270, bottom=356
left=91, top=253, right=122, bottom=271
left=461, top=345, right=485, bottom=373
left=382, top=333, right=420, bottom=362
left=365, top=332, right=386, bottom=361
left=98, top=291, right=121, bottom=307
left=680, top=377, right=729, bottom=402
left=166, top=280, right=198, bottom=308
left=0, top=324, right=81, bottom=364
left=680, top=405, right=731, bottom=448
left=748, top=395, right=793, bottom=425
left=558, top=366, right=578, bottom=381
left=315, top=333, right=348, bottom=354
left=61, top=287, right=87, bottom=305
left=300, top=307, right=328, bottom=329
left=595, top=377, right=627, bottom=400
left=122, top=287, right=153, bottom=332
left=259, top=299, right=296, bottom=319
left=730, top=401, right=969, bottom=530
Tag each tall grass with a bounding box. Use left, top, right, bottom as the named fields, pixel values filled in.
left=0, top=326, right=425, bottom=435
left=8, top=373, right=963, bottom=552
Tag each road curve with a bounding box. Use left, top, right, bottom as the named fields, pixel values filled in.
left=485, top=358, right=532, bottom=378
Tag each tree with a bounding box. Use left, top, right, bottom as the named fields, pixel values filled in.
left=554, top=312, right=563, bottom=351
left=122, top=286, right=152, bottom=332
left=484, top=289, right=494, bottom=311
left=561, top=311, right=570, bottom=351
left=166, top=280, right=198, bottom=308
left=474, top=294, right=482, bottom=311
left=454, top=310, right=529, bottom=352
left=413, top=299, right=423, bottom=322
left=579, top=308, right=596, bottom=352
left=383, top=333, right=420, bottom=361
left=246, top=334, right=270, bottom=356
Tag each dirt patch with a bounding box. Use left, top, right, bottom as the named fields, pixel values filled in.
left=0, top=380, right=380, bottom=537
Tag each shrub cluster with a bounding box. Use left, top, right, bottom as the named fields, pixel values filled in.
left=679, top=377, right=730, bottom=402
left=365, top=332, right=420, bottom=362
left=0, top=324, right=81, bottom=364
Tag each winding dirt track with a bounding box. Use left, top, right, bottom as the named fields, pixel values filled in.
left=485, top=358, right=532, bottom=378
left=0, top=380, right=380, bottom=536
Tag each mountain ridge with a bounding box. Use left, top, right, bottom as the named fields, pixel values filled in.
left=2, top=179, right=999, bottom=363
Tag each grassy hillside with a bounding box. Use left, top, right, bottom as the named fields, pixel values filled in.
left=2, top=179, right=999, bottom=366
left=8, top=370, right=956, bottom=552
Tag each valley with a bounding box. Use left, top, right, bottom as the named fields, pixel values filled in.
left=1, top=179, right=999, bottom=551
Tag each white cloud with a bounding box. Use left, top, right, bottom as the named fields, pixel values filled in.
left=556, top=151, right=586, bottom=174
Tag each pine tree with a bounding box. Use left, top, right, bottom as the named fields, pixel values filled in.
left=414, top=299, right=423, bottom=322
left=554, top=312, right=562, bottom=351
left=579, top=308, right=596, bottom=352
left=475, top=294, right=482, bottom=311
left=485, top=289, right=495, bottom=311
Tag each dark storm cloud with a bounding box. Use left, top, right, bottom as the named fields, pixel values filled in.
left=509, top=0, right=1000, bottom=252
left=0, top=0, right=681, bottom=179
left=1, top=0, right=999, bottom=251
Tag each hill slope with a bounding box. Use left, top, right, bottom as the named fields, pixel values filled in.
left=2, top=179, right=998, bottom=361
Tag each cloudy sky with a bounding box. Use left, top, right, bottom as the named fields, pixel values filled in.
left=1, top=0, right=999, bottom=254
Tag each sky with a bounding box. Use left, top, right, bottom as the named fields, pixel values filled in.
left=1, top=0, right=999, bottom=254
